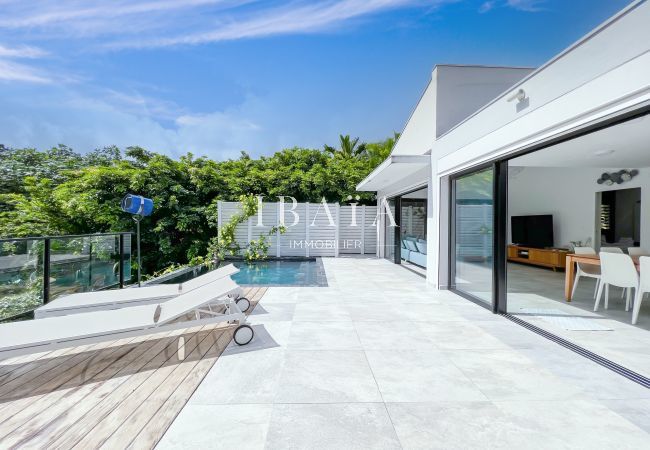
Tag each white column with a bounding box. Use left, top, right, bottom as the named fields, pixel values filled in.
left=335, top=203, right=340, bottom=257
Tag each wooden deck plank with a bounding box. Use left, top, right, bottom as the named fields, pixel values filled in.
left=0, top=339, right=124, bottom=408
left=0, top=349, right=56, bottom=377
left=47, top=326, right=208, bottom=450
left=0, top=337, right=138, bottom=439
left=127, top=330, right=235, bottom=449
left=25, top=328, right=200, bottom=449
left=101, top=326, right=233, bottom=449
left=0, top=346, right=80, bottom=388
left=0, top=332, right=173, bottom=448
left=71, top=327, right=221, bottom=448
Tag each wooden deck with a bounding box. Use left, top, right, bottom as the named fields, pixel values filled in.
left=0, top=287, right=267, bottom=449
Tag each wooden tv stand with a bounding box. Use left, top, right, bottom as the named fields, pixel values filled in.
left=507, top=245, right=568, bottom=271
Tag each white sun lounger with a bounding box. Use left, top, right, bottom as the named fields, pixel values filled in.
left=34, top=263, right=248, bottom=318
left=0, top=276, right=255, bottom=360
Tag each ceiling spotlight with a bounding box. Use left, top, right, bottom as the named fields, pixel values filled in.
left=594, top=149, right=615, bottom=157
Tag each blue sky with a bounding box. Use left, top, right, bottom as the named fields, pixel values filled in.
left=0, top=0, right=632, bottom=160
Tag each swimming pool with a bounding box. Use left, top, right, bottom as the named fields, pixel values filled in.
left=160, top=258, right=328, bottom=287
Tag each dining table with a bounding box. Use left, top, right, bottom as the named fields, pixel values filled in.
left=564, top=253, right=640, bottom=301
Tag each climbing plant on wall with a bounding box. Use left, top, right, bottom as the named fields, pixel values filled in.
left=208, top=194, right=286, bottom=262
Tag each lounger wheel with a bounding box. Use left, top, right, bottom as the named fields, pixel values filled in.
left=235, top=297, right=251, bottom=312
left=234, top=325, right=254, bottom=345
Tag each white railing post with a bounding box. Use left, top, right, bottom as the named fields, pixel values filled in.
left=305, top=202, right=310, bottom=257
left=335, top=203, right=340, bottom=257
left=361, top=205, right=366, bottom=255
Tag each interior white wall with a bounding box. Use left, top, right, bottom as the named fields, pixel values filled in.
left=508, top=166, right=650, bottom=249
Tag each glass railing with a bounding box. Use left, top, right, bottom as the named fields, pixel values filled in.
left=0, top=232, right=131, bottom=322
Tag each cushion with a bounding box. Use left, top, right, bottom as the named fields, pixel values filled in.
left=415, top=242, right=427, bottom=254
left=404, top=239, right=418, bottom=252
left=409, top=251, right=427, bottom=267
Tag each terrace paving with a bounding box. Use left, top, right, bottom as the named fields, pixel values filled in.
left=159, top=257, right=650, bottom=449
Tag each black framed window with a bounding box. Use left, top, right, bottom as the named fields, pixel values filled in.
left=450, top=166, right=495, bottom=306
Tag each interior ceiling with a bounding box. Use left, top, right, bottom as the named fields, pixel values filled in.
left=509, top=114, right=650, bottom=168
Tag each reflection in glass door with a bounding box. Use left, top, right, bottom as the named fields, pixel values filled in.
left=452, top=167, right=494, bottom=304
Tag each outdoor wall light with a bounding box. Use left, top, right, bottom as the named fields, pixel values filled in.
left=506, top=88, right=526, bottom=103
left=597, top=169, right=639, bottom=185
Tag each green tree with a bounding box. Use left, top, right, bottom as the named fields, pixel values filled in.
left=324, top=134, right=367, bottom=159
left=0, top=134, right=394, bottom=275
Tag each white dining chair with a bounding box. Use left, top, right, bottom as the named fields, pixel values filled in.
left=600, top=247, right=624, bottom=254
left=632, top=256, right=649, bottom=325
left=595, top=252, right=639, bottom=312
left=600, top=247, right=626, bottom=298
left=628, top=247, right=650, bottom=257
left=571, top=247, right=601, bottom=299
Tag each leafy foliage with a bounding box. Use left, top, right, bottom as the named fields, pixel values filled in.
left=0, top=135, right=395, bottom=275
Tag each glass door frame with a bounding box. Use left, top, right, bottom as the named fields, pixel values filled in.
left=386, top=185, right=429, bottom=266
left=448, top=161, right=508, bottom=314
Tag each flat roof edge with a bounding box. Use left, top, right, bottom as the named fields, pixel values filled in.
left=356, top=155, right=430, bottom=191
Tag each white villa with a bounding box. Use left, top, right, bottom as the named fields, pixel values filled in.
left=359, top=0, right=650, bottom=379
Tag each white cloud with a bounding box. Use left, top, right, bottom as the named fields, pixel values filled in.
left=114, top=0, right=450, bottom=48
left=506, top=0, right=546, bottom=12
left=478, top=1, right=496, bottom=13
left=0, top=1, right=450, bottom=46
left=0, top=44, right=48, bottom=58
left=0, top=59, right=52, bottom=83
left=0, top=44, right=51, bottom=83
left=0, top=85, right=277, bottom=159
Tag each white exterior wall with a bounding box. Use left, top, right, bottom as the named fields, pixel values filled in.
left=435, top=66, right=534, bottom=138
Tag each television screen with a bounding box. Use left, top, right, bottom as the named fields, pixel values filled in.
left=511, top=215, right=554, bottom=248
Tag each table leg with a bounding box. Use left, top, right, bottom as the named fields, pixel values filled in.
left=565, top=256, right=574, bottom=302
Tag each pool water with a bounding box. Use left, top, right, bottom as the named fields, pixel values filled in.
left=161, top=258, right=327, bottom=287
left=230, top=259, right=327, bottom=286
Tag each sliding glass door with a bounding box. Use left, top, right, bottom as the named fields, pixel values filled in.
left=451, top=167, right=494, bottom=304
left=383, top=197, right=397, bottom=262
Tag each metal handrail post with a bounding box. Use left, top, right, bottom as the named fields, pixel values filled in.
left=119, top=233, right=125, bottom=289
left=43, top=238, right=51, bottom=304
